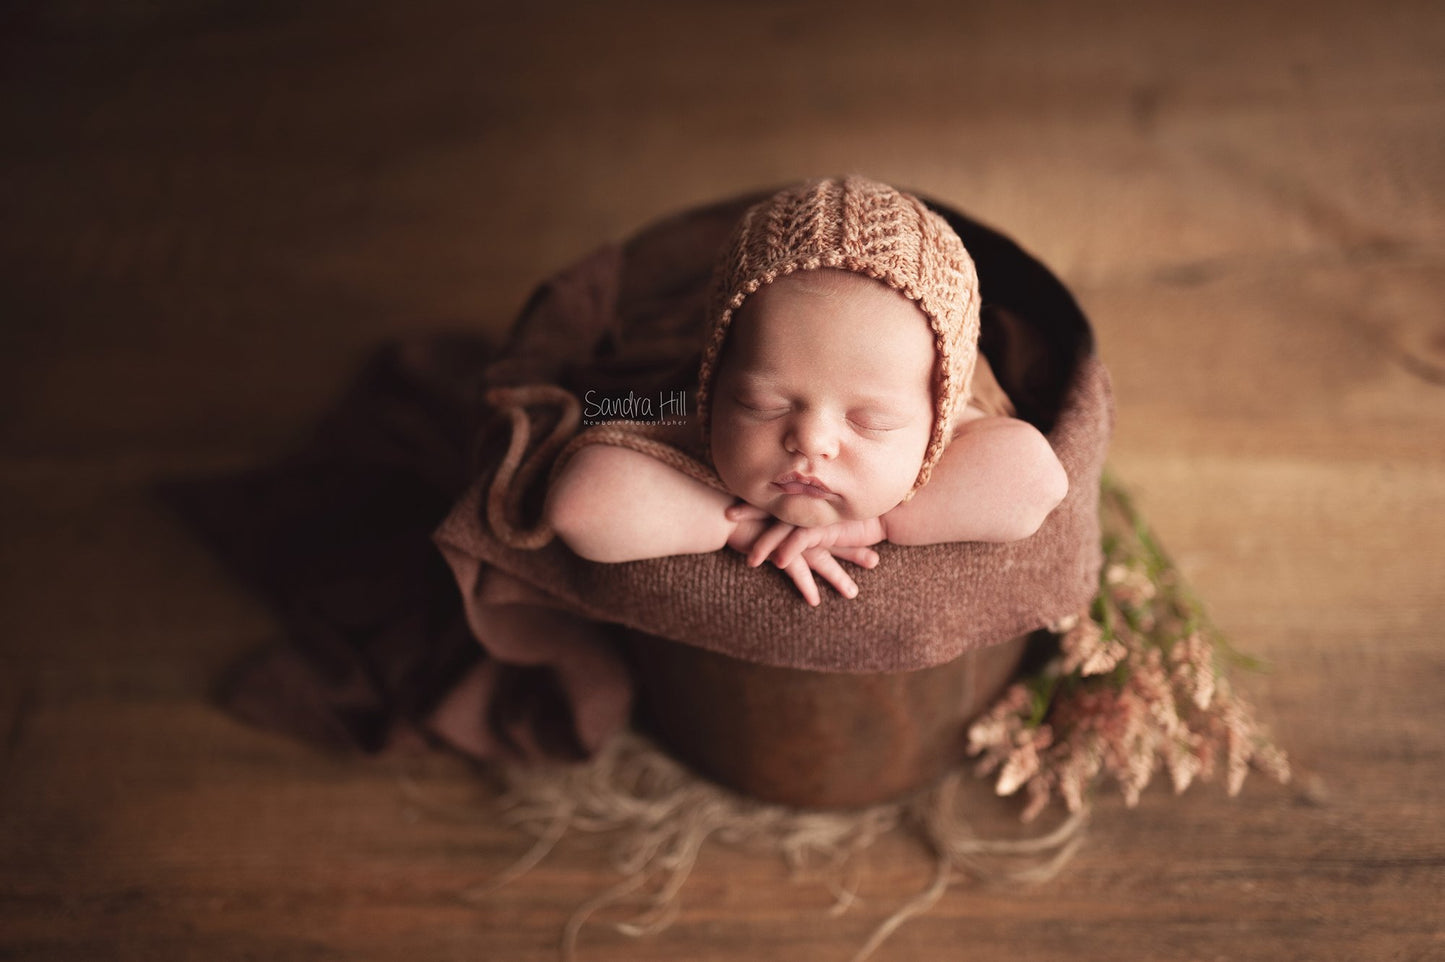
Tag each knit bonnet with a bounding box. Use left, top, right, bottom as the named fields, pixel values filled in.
left=695, top=176, right=982, bottom=493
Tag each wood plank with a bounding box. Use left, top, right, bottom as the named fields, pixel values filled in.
left=1, top=0, right=1442, bottom=959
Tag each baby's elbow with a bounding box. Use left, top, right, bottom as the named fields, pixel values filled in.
left=544, top=476, right=591, bottom=557
left=996, top=433, right=1068, bottom=542
left=1016, top=439, right=1069, bottom=539
left=545, top=453, right=622, bottom=562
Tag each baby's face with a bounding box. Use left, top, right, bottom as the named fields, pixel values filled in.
left=710, top=269, right=936, bottom=528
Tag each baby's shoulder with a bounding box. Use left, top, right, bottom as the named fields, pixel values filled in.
left=951, top=402, right=1004, bottom=434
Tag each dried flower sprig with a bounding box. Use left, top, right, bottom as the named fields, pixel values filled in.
left=969, top=475, right=1290, bottom=821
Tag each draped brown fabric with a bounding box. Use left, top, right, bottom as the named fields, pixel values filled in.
left=174, top=189, right=1112, bottom=763
left=434, top=363, right=1109, bottom=675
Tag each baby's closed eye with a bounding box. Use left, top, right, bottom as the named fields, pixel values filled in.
left=848, top=409, right=911, bottom=433
left=732, top=392, right=790, bottom=417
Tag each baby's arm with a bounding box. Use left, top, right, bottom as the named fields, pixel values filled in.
left=546, top=445, right=736, bottom=562
left=753, top=415, right=1068, bottom=570
left=546, top=445, right=878, bottom=605
left=884, top=415, right=1067, bottom=546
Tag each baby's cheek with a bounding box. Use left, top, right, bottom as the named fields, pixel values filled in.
left=712, top=433, right=764, bottom=498
left=860, top=445, right=917, bottom=490
left=731, top=432, right=774, bottom=475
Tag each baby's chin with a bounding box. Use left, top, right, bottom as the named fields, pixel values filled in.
left=766, top=495, right=850, bottom=529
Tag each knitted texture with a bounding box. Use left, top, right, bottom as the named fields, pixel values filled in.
left=436, top=355, right=1109, bottom=673
left=483, top=385, right=581, bottom=549
left=696, top=177, right=982, bottom=492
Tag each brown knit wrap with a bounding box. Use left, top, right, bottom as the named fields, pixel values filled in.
left=436, top=357, right=1110, bottom=673
left=432, top=188, right=1114, bottom=674
left=696, top=177, right=981, bottom=493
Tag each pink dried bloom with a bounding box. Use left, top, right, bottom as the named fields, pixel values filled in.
left=1192, top=721, right=1220, bottom=781
left=1252, top=741, right=1292, bottom=786
left=1226, top=734, right=1250, bottom=795
left=1000, top=683, right=1033, bottom=713
left=1210, top=678, right=1292, bottom=795
left=994, top=744, right=1038, bottom=797
left=1021, top=775, right=1053, bottom=823
left=1056, top=736, right=1103, bottom=813
left=967, top=717, right=1010, bottom=760
left=1221, top=693, right=1254, bottom=797
left=1050, top=612, right=1081, bottom=633
left=1106, top=563, right=1157, bottom=610
left=978, top=477, right=1294, bottom=821
left=1118, top=720, right=1159, bottom=807
left=1060, top=619, right=1127, bottom=676
left=1089, top=687, right=1148, bottom=804
left=995, top=726, right=1054, bottom=798
left=1082, top=656, right=1190, bottom=807
left=1170, top=631, right=1216, bottom=710
left=1163, top=732, right=1203, bottom=794
left=966, top=683, right=1030, bottom=759
left=1132, top=648, right=1181, bottom=731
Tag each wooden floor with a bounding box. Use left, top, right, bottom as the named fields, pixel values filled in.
left=2, top=1, right=1442, bottom=959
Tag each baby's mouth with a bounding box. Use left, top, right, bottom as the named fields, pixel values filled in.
left=771, top=472, right=836, bottom=498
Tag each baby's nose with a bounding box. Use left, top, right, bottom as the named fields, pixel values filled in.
left=785, top=412, right=840, bottom=460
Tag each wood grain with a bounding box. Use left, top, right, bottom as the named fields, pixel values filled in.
left=2, top=1, right=1441, bottom=959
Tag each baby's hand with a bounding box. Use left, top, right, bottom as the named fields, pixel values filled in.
left=724, top=504, right=882, bottom=607
left=727, top=506, right=887, bottom=570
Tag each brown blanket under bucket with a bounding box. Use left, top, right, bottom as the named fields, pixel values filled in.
left=169, top=188, right=1112, bottom=809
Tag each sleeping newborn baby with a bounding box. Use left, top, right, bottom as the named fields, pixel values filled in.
left=545, top=177, right=1068, bottom=606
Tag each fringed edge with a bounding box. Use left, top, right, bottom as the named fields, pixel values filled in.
left=449, top=732, right=1087, bottom=962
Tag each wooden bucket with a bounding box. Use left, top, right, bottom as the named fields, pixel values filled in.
left=626, top=631, right=1030, bottom=809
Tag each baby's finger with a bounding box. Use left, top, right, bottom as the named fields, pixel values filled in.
left=769, top=527, right=816, bottom=569
left=725, top=502, right=769, bottom=522
left=806, top=550, right=858, bottom=600
left=748, top=523, right=794, bottom=568
left=830, top=546, right=880, bottom=569
left=783, top=557, right=821, bottom=607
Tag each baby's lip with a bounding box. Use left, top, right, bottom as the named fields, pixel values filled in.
left=772, top=472, right=836, bottom=497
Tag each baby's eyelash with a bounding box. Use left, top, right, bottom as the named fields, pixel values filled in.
left=736, top=397, right=788, bottom=416
left=849, top=414, right=904, bottom=432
